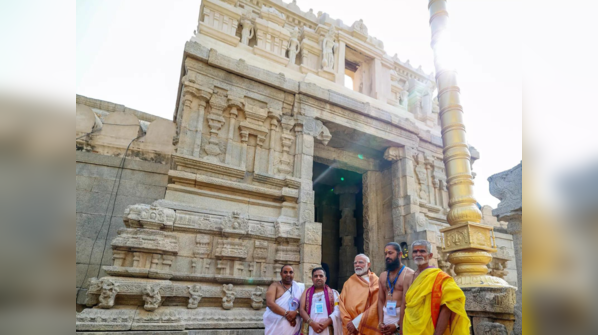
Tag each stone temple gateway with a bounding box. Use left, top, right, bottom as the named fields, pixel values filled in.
left=75, top=0, right=517, bottom=333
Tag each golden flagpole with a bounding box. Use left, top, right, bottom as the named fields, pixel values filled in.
left=428, top=0, right=510, bottom=287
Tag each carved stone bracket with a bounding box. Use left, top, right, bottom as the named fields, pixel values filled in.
left=124, top=204, right=175, bottom=230
left=251, top=286, right=265, bottom=310
left=301, top=117, right=331, bottom=145
left=221, top=283, right=235, bottom=310
left=187, top=284, right=203, bottom=309
left=143, top=285, right=163, bottom=311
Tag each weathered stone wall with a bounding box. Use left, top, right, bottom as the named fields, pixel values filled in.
left=76, top=152, right=169, bottom=309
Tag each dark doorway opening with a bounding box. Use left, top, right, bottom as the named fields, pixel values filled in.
left=313, top=162, right=363, bottom=291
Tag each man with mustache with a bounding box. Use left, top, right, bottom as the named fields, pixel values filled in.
left=299, top=267, right=342, bottom=335
left=338, top=254, right=380, bottom=334
left=400, top=240, right=470, bottom=335
left=377, top=242, right=414, bottom=335
left=263, top=264, right=305, bottom=335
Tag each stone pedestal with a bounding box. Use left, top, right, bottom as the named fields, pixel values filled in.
left=463, top=286, right=517, bottom=335
left=489, top=162, right=522, bottom=335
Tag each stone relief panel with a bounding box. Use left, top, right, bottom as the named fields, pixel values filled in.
left=124, top=204, right=175, bottom=230
left=112, top=228, right=179, bottom=255
left=215, top=239, right=248, bottom=260
left=275, top=245, right=301, bottom=264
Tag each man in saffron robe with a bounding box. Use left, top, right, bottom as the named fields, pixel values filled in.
left=264, top=264, right=305, bottom=335
left=339, top=254, right=380, bottom=335
left=400, top=240, right=470, bottom=335
left=299, top=267, right=342, bottom=335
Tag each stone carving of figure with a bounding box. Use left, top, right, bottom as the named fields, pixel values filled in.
left=187, top=284, right=203, bottom=309
left=321, top=27, right=338, bottom=71
left=422, top=90, right=433, bottom=116
left=240, top=18, right=254, bottom=45
left=251, top=286, right=264, bottom=310
left=98, top=279, right=119, bottom=309
left=287, top=27, right=301, bottom=65
left=352, top=19, right=368, bottom=35
left=400, top=81, right=410, bottom=107
left=143, top=285, right=162, bottom=311
left=222, top=284, right=236, bottom=310
left=412, top=95, right=423, bottom=117
left=414, top=152, right=429, bottom=202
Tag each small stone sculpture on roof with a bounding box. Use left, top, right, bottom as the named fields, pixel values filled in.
left=321, top=26, right=338, bottom=71
left=287, top=27, right=301, bottom=66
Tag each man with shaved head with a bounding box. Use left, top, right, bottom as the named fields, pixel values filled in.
left=263, top=264, right=305, bottom=335
left=338, top=254, right=380, bottom=334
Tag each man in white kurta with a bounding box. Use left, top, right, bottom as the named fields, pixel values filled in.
left=299, top=267, right=343, bottom=335
left=264, top=265, right=305, bottom=335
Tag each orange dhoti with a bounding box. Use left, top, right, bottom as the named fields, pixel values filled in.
left=339, top=272, right=380, bottom=335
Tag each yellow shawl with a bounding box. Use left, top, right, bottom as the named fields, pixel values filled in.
left=403, top=268, right=470, bottom=335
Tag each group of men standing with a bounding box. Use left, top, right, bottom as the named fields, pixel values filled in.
left=263, top=240, right=470, bottom=335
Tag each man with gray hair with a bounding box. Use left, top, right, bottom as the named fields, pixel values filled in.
left=339, top=254, right=380, bottom=334
left=399, top=240, right=470, bottom=334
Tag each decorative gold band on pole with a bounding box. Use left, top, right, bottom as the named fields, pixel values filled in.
left=428, top=0, right=511, bottom=287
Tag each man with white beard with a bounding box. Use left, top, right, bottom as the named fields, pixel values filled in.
left=400, top=240, right=470, bottom=335
left=338, top=254, right=380, bottom=335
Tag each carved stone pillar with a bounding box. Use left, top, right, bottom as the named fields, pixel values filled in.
left=277, top=116, right=295, bottom=176
left=204, top=93, right=227, bottom=162
left=335, top=185, right=359, bottom=288
left=295, top=117, right=331, bottom=283
left=267, top=114, right=279, bottom=175
left=178, top=84, right=212, bottom=157
left=489, top=162, right=522, bottom=335
left=361, top=170, right=383, bottom=275
left=293, top=121, right=316, bottom=283
left=384, top=146, right=423, bottom=237
left=384, top=147, right=405, bottom=240
left=224, top=98, right=243, bottom=165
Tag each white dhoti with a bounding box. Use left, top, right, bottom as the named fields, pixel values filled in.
left=305, top=290, right=343, bottom=335
left=383, top=306, right=401, bottom=325
left=263, top=281, right=305, bottom=335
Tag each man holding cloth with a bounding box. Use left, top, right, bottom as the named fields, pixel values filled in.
left=263, top=264, right=305, bottom=335
left=299, top=267, right=342, bottom=335
left=400, top=240, right=470, bottom=335
left=339, top=254, right=380, bottom=334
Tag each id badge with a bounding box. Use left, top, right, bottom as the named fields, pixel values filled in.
left=315, top=302, right=324, bottom=314
left=386, top=300, right=397, bottom=317
left=289, top=299, right=299, bottom=311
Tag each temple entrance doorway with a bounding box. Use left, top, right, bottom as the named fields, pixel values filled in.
left=313, top=162, right=364, bottom=291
